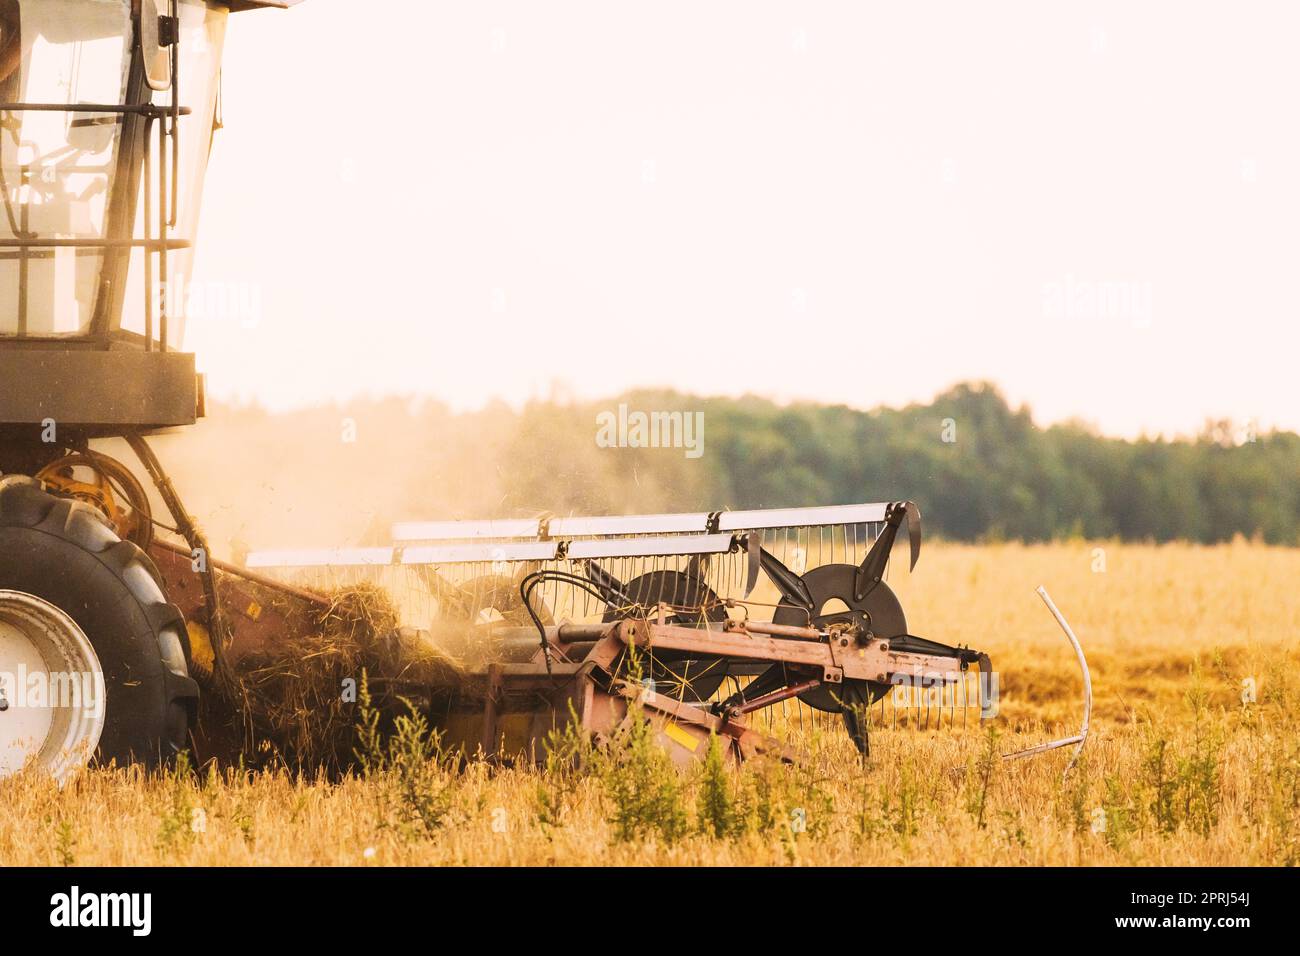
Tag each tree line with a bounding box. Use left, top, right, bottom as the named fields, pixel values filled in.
left=498, top=382, right=1299, bottom=544
left=196, top=381, right=1299, bottom=546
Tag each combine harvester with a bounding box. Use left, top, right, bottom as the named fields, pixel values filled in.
left=0, top=1, right=1089, bottom=779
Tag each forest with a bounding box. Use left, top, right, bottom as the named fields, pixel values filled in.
left=177, top=381, right=1299, bottom=548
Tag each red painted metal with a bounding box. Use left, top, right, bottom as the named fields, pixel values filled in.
left=728, top=678, right=822, bottom=717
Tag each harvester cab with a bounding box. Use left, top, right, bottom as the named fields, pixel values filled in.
left=0, top=1, right=273, bottom=432
left=0, top=1, right=298, bottom=779
left=0, top=2, right=1091, bottom=782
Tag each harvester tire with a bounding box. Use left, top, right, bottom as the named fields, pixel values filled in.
left=0, top=477, right=198, bottom=770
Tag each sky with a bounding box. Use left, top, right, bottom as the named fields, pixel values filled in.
left=181, top=0, right=1300, bottom=439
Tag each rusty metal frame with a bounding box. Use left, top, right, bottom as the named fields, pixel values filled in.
left=441, top=606, right=982, bottom=766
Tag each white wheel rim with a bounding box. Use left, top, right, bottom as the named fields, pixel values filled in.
left=0, top=590, right=106, bottom=782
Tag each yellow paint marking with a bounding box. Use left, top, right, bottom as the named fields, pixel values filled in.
left=186, top=620, right=215, bottom=676
left=663, top=721, right=700, bottom=753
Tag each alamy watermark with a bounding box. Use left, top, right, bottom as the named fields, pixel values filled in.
left=596, top=403, right=704, bottom=459
left=1042, top=274, right=1153, bottom=328
left=887, top=669, right=1000, bottom=719
left=159, top=275, right=263, bottom=330
left=0, top=667, right=103, bottom=717
left=50, top=886, right=151, bottom=936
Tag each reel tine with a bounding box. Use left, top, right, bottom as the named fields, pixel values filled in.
left=963, top=671, right=969, bottom=729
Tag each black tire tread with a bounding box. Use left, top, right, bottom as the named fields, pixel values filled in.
left=0, top=476, right=197, bottom=769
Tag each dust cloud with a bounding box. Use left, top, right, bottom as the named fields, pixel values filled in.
left=96, top=395, right=705, bottom=563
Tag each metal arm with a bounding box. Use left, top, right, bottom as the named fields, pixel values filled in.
left=1002, top=586, right=1092, bottom=776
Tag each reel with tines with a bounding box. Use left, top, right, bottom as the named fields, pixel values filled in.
left=598, top=568, right=730, bottom=702
left=35, top=452, right=154, bottom=550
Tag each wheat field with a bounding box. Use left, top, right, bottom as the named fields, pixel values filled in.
left=1, top=541, right=1296, bottom=867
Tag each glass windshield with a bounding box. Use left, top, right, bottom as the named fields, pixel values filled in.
left=0, top=0, right=132, bottom=337
left=119, top=0, right=228, bottom=350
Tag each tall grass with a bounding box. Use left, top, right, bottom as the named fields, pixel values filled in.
left=0, top=542, right=1295, bottom=866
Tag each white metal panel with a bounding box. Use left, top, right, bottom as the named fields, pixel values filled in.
left=716, top=503, right=889, bottom=532
left=566, top=533, right=733, bottom=560
left=548, top=512, right=711, bottom=537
